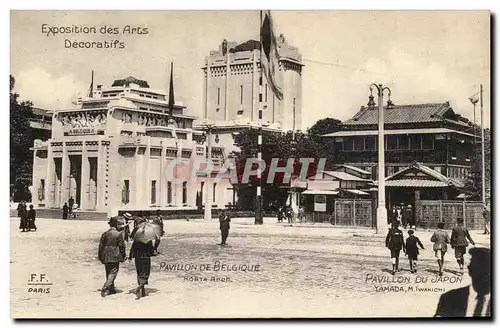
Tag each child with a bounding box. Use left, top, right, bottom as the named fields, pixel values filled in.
left=385, top=220, right=406, bottom=275
left=431, top=222, right=450, bottom=276
left=405, top=230, right=425, bottom=273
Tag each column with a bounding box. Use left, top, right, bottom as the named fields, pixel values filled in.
left=60, top=142, right=69, bottom=207
left=45, top=143, right=54, bottom=208
left=135, top=146, right=143, bottom=207
left=32, top=149, right=39, bottom=208
left=80, top=142, right=89, bottom=210
left=144, top=140, right=151, bottom=207
left=96, top=140, right=104, bottom=211
left=160, top=143, right=167, bottom=207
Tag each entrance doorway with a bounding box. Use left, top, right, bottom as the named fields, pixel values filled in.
left=69, top=155, right=82, bottom=207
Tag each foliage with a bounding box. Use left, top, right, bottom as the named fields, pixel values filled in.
left=231, top=118, right=342, bottom=210
left=10, top=75, right=35, bottom=201
left=463, top=127, right=491, bottom=201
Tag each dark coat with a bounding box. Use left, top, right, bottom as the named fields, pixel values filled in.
left=62, top=205, right=69, bottom=219
left=405, top=235, right=424, bottom=258
left=129, top=241, right=155, bottom=259
left=385, top=228, right=406, bottom=251
left=451, top=225, right=475, bottom=247
left=27, top=209, right=36, bottom=220
left=98, top=227, right=126, bottom=264
left=17, top=204, right=27, bottom=217
left=219, top=214, right=230, bottom=230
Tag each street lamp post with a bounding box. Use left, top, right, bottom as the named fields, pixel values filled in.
left=196, top=121, right=214, bottom=221
left=370, top=83, right=392, bottom=235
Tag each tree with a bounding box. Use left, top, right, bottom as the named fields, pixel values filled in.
left=463, top=127, right=491, bottom=201
left=306, top=117, right=341, bottom=170
left=10, top=75, right=35, bottom=201
left=231, top=117, right=343, bottom=211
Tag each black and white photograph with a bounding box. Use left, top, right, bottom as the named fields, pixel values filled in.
left=9, top=9, right=491, bottom=318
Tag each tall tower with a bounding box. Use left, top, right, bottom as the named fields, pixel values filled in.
left=202, top=36, right=303, bottom=132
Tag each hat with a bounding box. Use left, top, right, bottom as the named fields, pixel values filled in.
left=108, top=217, right=118, bottom=227
left=123, top=213, right=132, bottom=219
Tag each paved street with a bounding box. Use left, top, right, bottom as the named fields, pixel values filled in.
left=10, top=217, right=491, bottom=318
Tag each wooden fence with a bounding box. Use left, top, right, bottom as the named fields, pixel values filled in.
left=304, top=199, right=373, bottom=227
left=419, top=200, right=484, bottom=230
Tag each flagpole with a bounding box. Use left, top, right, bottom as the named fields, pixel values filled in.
left=256, top=10, right=264, bottom=225
left=480, top=84, right=485, bottom=205
left=89, top=70, right=94, bottom=98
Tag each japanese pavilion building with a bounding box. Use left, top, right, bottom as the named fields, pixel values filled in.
left=325, top=97, right=479, bottom=209
left=30, top=77, right=233, bottom=217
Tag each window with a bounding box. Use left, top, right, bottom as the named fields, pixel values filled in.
left=422, top=134, right=434, bottom=150
left=167, top=182, right=172, bottom=204
left=343, top=139, right=354, bottom=151
left=122, top=180, right=130, bottom=204
left=182, top=182, right=187, bottom=204
left=410, top=135, right=422, bottom=150
left=353, top=137, right=364, bottom=151
left=364, top=137, right=377, bottom=151
left=240, top=85, right=243, bottom=104
left=151, top=180, right=157, bottom=204
left=265, top=84, right=268, bottom=102
left=386, top=136, right=397, bottom=150
left=200, top=181, right=204, bottom=204
left=39, top=179, right=45, bottom=201
left=217, top=87, right=220, bottom=105
left=398, top=135, right=409, bottom=150
left=213, top=182, right=217, bottom=203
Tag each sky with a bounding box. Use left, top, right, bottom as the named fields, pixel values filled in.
left=10, top=10, right=490, bottom=128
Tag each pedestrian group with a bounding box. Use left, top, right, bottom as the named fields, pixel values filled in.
left=386, top=217, right=478, bottom=276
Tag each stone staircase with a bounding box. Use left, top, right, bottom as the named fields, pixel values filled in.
left=10, top=208, right=108, bottom=221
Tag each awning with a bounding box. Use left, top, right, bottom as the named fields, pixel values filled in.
left=302, top=190, right=339, bottom=195
left=344, top=189, right=369, bottom=196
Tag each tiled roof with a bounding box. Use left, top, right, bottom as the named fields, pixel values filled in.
left=384, top=179, right=449, bottom=188
left=344, top=102, right=450, bottom=125
left=323, top=171, right=372, bottom=182
left=337, top=164, right=371, bottom=175
left=380, top=162, right=463, bottom=188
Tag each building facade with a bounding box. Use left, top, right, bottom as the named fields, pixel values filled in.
left=202, top=36, right=303, bottom=134
left=31, top=77, right=233, bottom=217
left=326, top=98, right=478, bottom=206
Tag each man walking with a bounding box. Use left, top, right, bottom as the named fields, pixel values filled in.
left=431, top=222, right=450, bottom=276
left=482, top=204, right=490, bottom=235
left=385, top=220, right=406, bottom=275
left=219, top=210, right=231, bottom=246
left=98, top=217, right=126, bottom=297
left=451, top=217, right=475, bottom=275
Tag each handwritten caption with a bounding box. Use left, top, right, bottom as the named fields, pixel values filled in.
left=41, top=24, right=149, bottom=49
